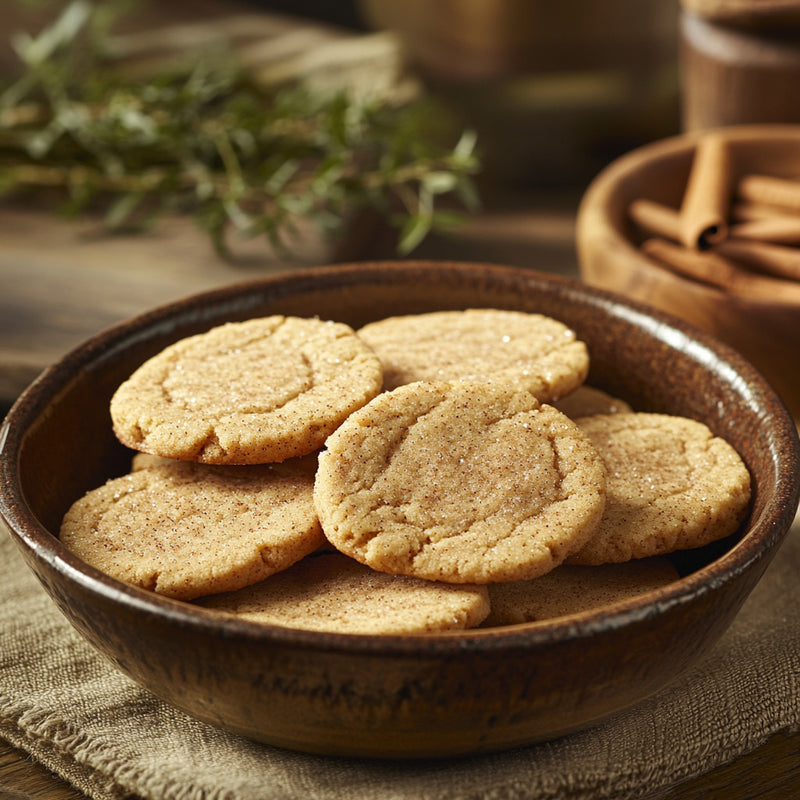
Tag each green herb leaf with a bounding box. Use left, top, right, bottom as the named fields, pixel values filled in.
left=0, top=1, right=481, bottom=259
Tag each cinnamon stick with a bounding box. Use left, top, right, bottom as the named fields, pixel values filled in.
left=728, top=216, right=800, bottom=246
left=730, top=200, right=784, bottom=222
left=679, top=133, right=732, bottom=250
left=628, top=198, right=681, bottom=242
left=641, top=237, right=800, bottom=303
left=714, top=237, right=800, bottom=281
left=632, top=191, right=800, bottom=247
left=737, top=174, right=800, bottom=213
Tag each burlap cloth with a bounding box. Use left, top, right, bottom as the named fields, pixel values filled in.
left=1, top=514, right=799, bottom=800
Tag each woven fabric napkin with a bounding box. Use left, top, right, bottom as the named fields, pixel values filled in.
left=1, top=515, right=799, bottom=800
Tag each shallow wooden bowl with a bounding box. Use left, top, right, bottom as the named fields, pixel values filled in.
left=1, top=261, right=798, bottom=758
left=577, top=124, right=800, bottom=419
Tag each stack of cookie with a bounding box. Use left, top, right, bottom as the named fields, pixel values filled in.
left=60, top=310, right=752, bottom=634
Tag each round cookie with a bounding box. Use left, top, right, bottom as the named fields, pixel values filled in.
left=357, top=308, right=589, bottom=402
left=552, top=385, right=632, bottom=419
left=314, top=380, right=607, bottom=584
left=110, top=316, right=383, bottom=464
left=60, top=459, right=324, bottom=600
left=483, top=558, right=680, bottom=627
left=197, top=552, right=491, bottom=634
left=568, top=413, right=752, bottom=565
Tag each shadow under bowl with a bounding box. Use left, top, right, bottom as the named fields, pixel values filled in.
left=1, top=260, right=798, bottom=758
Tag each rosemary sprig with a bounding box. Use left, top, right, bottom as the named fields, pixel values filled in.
left=0, top=1, right=480, bottom=258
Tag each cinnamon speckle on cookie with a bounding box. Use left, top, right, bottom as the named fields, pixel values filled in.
left=197, top=552, right=491, bottom=634
left=568, top=412, right=752, bottom=564
left=110, top=316, right=383, bottom=464
left=60, top=458, right=324, bottom=600
left=483, top=557, right=680, bottom=626
left=357, top=309, right=589, bottom=402
left=313, top=380, right=607, bottom=584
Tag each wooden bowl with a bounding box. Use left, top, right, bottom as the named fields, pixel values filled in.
left=1, top=261, right=798, bottom=758
left=576, top=124, right=800, bottom=419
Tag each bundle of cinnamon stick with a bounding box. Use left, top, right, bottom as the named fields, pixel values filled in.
left=628, top=132, right=800, bottom=303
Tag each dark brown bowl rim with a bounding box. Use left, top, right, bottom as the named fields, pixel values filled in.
left=2, top=260, right=798, bottom=657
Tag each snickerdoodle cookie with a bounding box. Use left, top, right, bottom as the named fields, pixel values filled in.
left=130, top=452, right=173, bottom=470
left=357, top=308, right=589, bottom=401
left=197, top=552, right=491, bottom=634
left=568, top=413, right=751, bottom=565
left=313, top=380, right=607, bottom=584
left=110, top=316, right=383, bottom=465
left=483, top=557, right=680, bottom=626
left=60, top=458, right=324, bottom=600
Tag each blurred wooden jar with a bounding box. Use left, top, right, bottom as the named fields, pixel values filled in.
left=359, top=0, right=680, bottom=186
left=681, top=1, right=800, bottom=130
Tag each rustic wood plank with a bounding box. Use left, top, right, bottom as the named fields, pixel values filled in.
left=661, top=729, right=800, bottom=799
left=0, top=202, right=380, bottom=405
left=3, top=731, right=799, bottom=799
left=0, top=741, right=88, bottom=800
left=0, top=188, right=579, bottom=409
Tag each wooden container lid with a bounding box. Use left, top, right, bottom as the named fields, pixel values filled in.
left=680, top=9, right=800, bottom=130
left=681, top=0, right=800, bottom=27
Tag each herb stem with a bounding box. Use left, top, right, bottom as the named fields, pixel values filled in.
left=0, top=0, right=480, bottom=256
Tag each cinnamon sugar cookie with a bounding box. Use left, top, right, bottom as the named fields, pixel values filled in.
left=197, top=552, right=490, bottom=634
left=60, top=459, right=324, bottom=600
left=131, top=452, right=174, bottom=470
left=110, top=316, right=383, bottom=465
left=569, top=413, right=751, bottom=565
left=357, top=309, right=589, bottom=402
left=483, top=557, right=679, bottom=626
left=314, top=380, right=607, bottom=584
left=130, top=450, right=320, bottom=476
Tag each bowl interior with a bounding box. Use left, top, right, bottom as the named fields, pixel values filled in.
left=7, top=260, right=796, bottom=584
left=2, top=260, right=799, bottom=757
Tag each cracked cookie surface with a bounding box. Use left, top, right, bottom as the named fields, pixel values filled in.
left=197, top=552, right=490, bottom=634
left=110, top=316, right=383, bottom=464
left=568, top=413, right=752, bottom=564
left=357, top=308, right=589, bottom=401
left=313, top=380, right=607, bottom=584
left=60, top=458, right=323, bottom=600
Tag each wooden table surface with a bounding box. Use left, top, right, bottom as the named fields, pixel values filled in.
left=0, top=187, right=581, bottom=410
left=2, top=2, right=799, bottom=799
